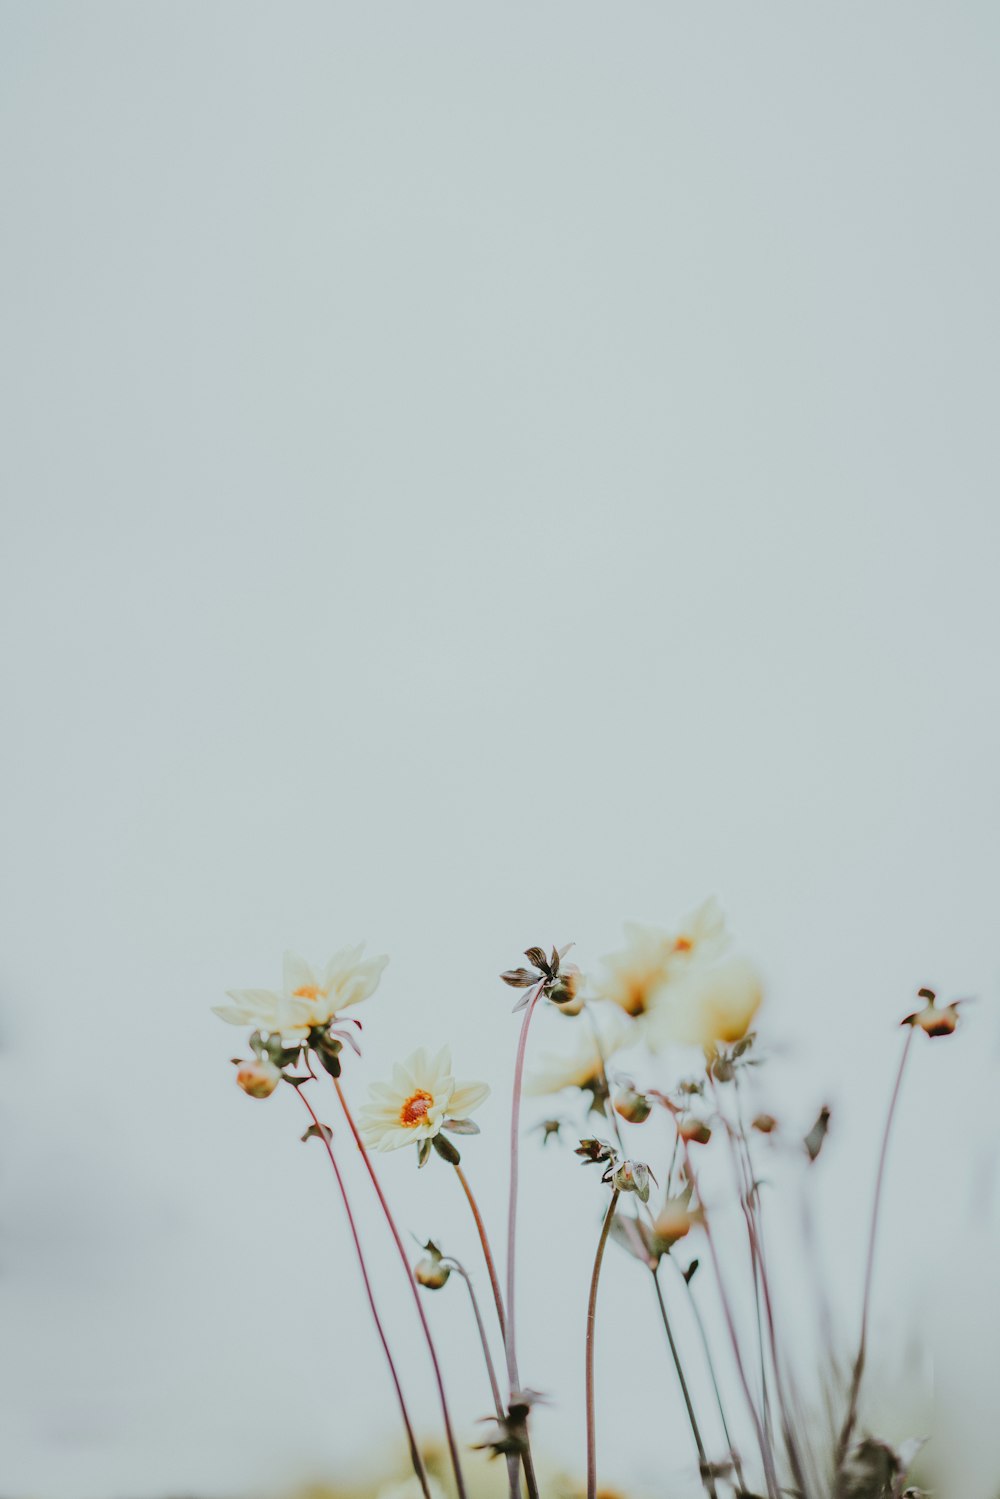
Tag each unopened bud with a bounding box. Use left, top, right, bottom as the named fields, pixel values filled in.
left=652, top=1195, right=701, bottom=1249
left=752, top=1113, right=778, bottom=1134
left=609, top=1158, right=653, bottom=1202
left=235, top=1058, right=281, bottom=1099
left=614, top=1085, right=651, bottom=1124
left=677, top=1116, right=712, bottom=1145
left=414, top=1240, right=450, bottom=1289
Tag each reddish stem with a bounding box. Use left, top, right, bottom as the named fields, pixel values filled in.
left=333, top=1078, right=469, bottom=1499
left=294, top=1085, right=431, bottom=1499
left=586, top=1189, right=620, bottom=1499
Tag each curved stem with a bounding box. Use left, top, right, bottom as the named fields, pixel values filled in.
left=294, top=1085, right=431, bottom=1499
left=586, top=1189, right=620, bottom=1499
left=448, top=1259, right=505, bottom=1418
left=836, top=1028, right=915, bottom=1470
left=453, top=1162, right=507, bottom=1340
left=674, top=1260, right=748, bottom=1493
left=651, top=1266, right=718, bottom=1499
left=333, top=1078, right=469, bottom=1499
left=506, top=984, right=542, bottom=1394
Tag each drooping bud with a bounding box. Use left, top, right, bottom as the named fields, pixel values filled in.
left=677, top=1115, right=712, bottom=1145
left=652, top=1194, right=702, bottom=1250
left=614, top=1083, right=652, bottom=1124
left=752, top=1113, right=778, bottom=1134
left=235, top=1058, right=282, bottom=1099
left=414, top=1240, right=451, bottom=1290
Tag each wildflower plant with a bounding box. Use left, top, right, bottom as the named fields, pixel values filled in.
left=214, top=909, right=965, bottom=1499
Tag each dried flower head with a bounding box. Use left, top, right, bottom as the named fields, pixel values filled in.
left=501, top=943, right=584, bottom=1013
left=358, top=1046, right=489, bottom=1159
left=903, top=987, right=962, bottom=1038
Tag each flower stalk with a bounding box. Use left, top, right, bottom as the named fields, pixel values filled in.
left=294, top=1084, right=432, bottom=1499
left=333, top=1078, right=470, bottom=1499
left=585, top=1188, right=620, bottom=1499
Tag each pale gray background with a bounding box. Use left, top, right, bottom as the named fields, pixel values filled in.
left=2, top=5, right=999, bottom=1498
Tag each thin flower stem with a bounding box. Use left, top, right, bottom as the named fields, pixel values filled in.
left=836, top=1027, right=915, bottom=1471
left=453, top=1162, right=507, bottom=1340
left=673, top=1260, right=748, bottom=1493
left=586, top=1189, right=620, bottom=1499
left=651, top=1265, right=719, bottom=1499
left=582, top=999, right=627, bottom=1155
left=294, top=1085, right=432, bottom=1499
left=506, top=984, right=542, bottom=1394
left=332, top=1078, right=469, bottom=1499
left=447, top=1259, right=505, bottom=1418
left=445, top=1259, right=522, bottom=1499
left=682, top=1142, right=782, bottom=1499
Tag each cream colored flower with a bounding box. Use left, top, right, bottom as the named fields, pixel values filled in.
left=358, top=1045, right=490, bottom=1152
left=650, top=956, right=763, bottom=1050
left=213, top=945, right=388, bottom=1041
left=525, top=1004, right=633, bottom=1097
left=598, top=897, right=729, bottom=1017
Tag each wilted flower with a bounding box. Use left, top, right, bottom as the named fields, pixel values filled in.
left=214, top=945, right=388, bottom=1043
left=414, top=1239, right=451, bottom=1289
left=525, top=1004, right=632, bottom=1102
left=649, top=956, right=763, bottom=1051
left=234, top=1057, right=282, bottom=1099
left=903, top=987, right=962, bottom=1038
left=358, top=1046, right=489, bottom=1157
left=598, top=897, right=729, bottom=1018
left=501, top=943, right=584, bottom=1013
left=575, top=1137, right=617, bottom=1165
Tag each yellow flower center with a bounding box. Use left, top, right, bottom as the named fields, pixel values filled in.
left=399, top=1089, right=434, bottom=1127
left=293, top=984, right=322, bottom=1000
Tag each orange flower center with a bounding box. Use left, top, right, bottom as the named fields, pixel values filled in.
left=399, top=1090, right=434, bottom=1127
left=293, top=984, right=322, bottom=1000
left=673, top=935, right=694, bottom=953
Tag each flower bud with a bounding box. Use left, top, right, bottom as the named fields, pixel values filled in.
left=753, top=1113, right=778, bottom=1134
left=677, top=1116, right=712, bottom=1145
left=415, top=1254, right=451, bottom=1289
left=652, top=1195, right=701, bottom=1249
left=609, top=1158, right=653, bottom=1202
left=414, top=1239, right=451, bottom=1289
left=614, top=1085, right=651, bottom=1124
left=235, top=1058, right=282, bottom=1099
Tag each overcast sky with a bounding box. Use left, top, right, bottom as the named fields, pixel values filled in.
left=3, top=5, right=1000, bottom=1498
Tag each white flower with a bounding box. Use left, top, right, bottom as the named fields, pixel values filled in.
left=213, top=945, right=388, bottom=1042
left=649, top=956, right=763, bottom=1050
left=358, top=1045, right=490, bottom=1153
left=598, top=897, right=730, bottom=1017
left=525, top=1004, right=633, bottom=1097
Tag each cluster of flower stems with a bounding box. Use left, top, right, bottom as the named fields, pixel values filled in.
left=283, top=996, right=925, bottom=1499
